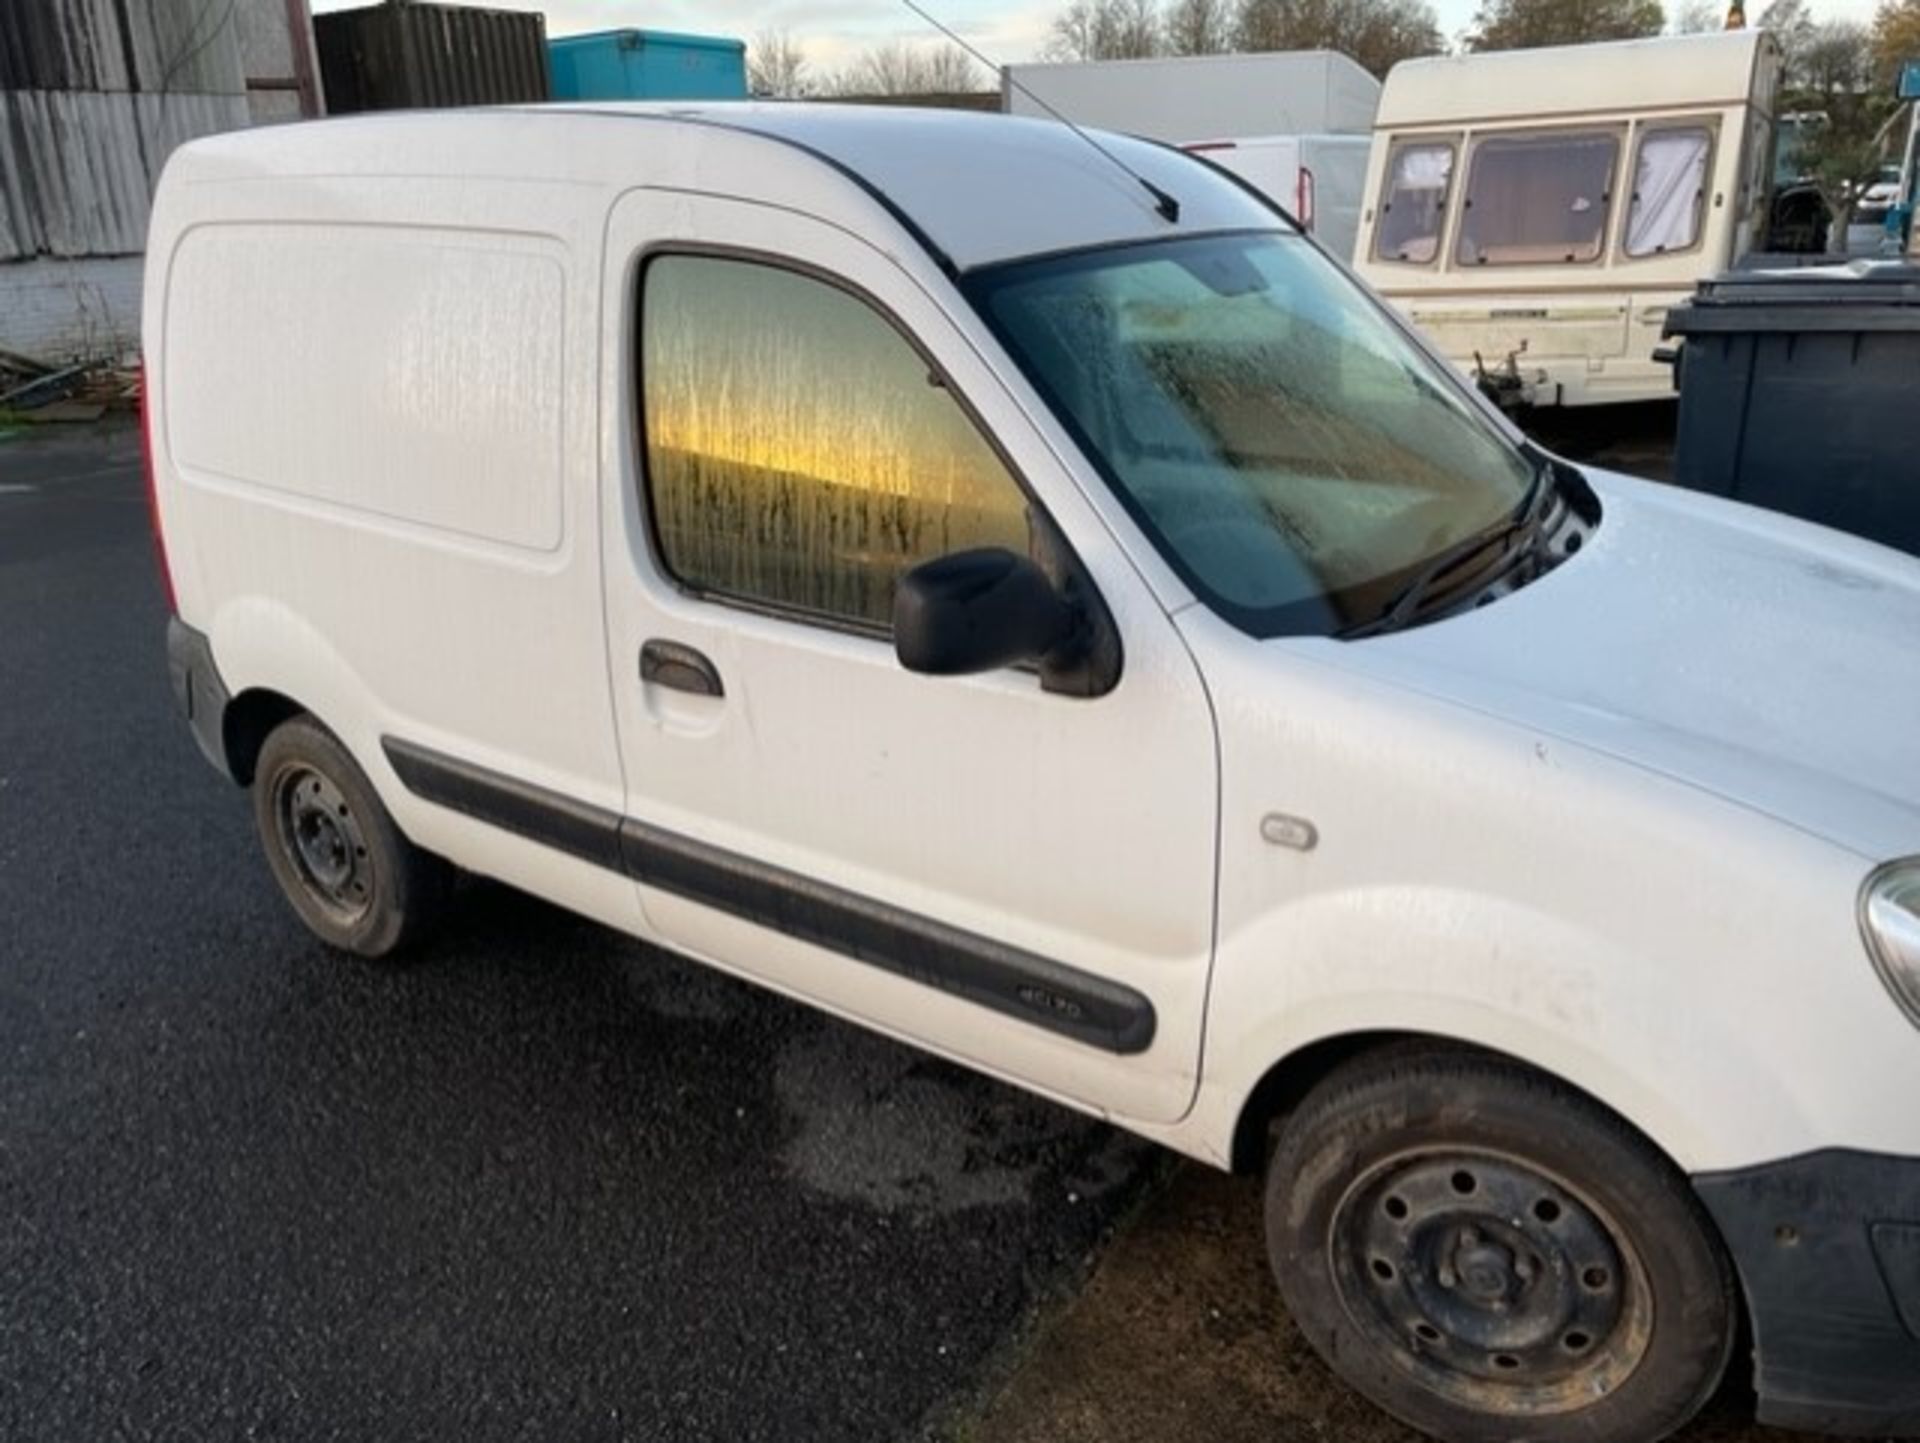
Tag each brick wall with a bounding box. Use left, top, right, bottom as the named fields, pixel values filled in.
left=0, top=256, right=143, bottom=365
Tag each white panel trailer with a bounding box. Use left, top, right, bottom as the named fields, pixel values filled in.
left=1184, top=132, right=1373, bottom=261
left=1000, top=51, right=1379, bottom=145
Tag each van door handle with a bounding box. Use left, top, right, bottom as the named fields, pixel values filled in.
left=640, top=639, right=724, bottom=698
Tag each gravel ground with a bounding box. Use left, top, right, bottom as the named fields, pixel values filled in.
left=953, top=1165, right=1826, bottom=1443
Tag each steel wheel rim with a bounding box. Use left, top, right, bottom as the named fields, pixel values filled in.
left=272, top=764, right=373, bottom=925
left=1330, top=1147, right=1653, bottom=1416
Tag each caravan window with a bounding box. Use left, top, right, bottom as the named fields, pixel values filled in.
left=1456, top=130, right=1620, bottom=266
left=1625, top=126, right=1713, bottom=257
left=1374, top=140, right=1455, bottom=264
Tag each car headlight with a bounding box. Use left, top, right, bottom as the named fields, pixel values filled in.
left=1862, top=861, right=1920, bottom=1027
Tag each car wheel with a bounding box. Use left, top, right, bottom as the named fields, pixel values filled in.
left=1266, top=1045, right=1735, bottom=1443
left=252, top=714, right=450, bottom=958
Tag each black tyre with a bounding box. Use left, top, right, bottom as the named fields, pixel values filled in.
left=1266, top=1046, right=1734, bottom=1443
left=251, top=715, right=450, bottom=958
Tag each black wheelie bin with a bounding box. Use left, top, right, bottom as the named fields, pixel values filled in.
left=1662, top=261, right=1920, bottom=556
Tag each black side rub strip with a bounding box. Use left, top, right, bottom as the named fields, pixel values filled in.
left=380, top=737, right=1157, bottom=1056
left=617, top=816, right=1156, bottom=1055
left=382, top=736, right=627, bottom=873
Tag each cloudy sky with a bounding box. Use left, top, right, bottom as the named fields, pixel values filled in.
left=310, top=0, right=1885, bottom=72
left=308, top=0, right=1060, bottom=69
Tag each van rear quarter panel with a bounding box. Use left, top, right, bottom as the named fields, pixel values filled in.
left=150, top=176, right=637, bottom=930
left=166, top=225, right=566, bottom=550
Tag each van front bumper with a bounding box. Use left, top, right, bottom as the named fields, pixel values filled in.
left=1694, top=1149, right=1920, bottom=1436
left=166, top=616, right=233, bottom=781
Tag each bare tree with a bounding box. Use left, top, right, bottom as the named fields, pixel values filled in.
left=1779, top=19, right=1894, bottom=249
left=1465, top=0, right=1665, bottom=50
left=1167, top=0, right=1234, bottom=53
left=1047, top=0, right=1101, bottom=59
left=1797, top=18, right=1873, bottom=94
left=1758, top=0, right=1817, bottom=75
left=1669, top=0, right=1723, bottom=32
left=922, top=44, right=985, bottom=90
left=829, top=40, right=986, bottom=95
left=828, top=43, right=902, bottom=95
left=748, top=30, right=811, bottom=98
left=1334, top=0, right=1444, bottom=73
left=1045, top=0, right=1165, bottom=60
left=1235, top=0, right=1443, bottom=77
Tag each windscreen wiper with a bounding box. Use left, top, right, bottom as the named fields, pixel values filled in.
left=1345, top=461, right=1556, bottom=639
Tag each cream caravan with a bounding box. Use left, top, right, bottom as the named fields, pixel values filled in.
left=1353, top=31, right=1783, bottom=407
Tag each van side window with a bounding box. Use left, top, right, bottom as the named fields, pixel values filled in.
left=1374, top=141, right=1454, bottom=263
left=1456, top=130, right=1620, bottom=266
left=640, top=254, right=1033, bottom=630
left=1625, top=127, right=1713, bottom=257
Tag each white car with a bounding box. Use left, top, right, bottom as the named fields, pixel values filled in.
left=146, top=106, right=1920, bottom=1442
left=1848, top=163, right=1906, bottom=255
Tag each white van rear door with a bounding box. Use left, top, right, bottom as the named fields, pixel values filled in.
left=1187, top=137, right=1302, bottom=218
left=595, top=189, right=1220, bottom=1127
left=1298, top=135, right=1373, bottom=265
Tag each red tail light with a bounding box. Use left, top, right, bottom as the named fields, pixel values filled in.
left=1297, top=166, right=1316, bottom=233
left=139, top=362, right=178, bottom=614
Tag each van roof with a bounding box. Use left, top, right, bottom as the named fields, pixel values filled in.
left=1376, top=29, right=1777, bottom=130
left=160, top=103, right=1278, bottom=273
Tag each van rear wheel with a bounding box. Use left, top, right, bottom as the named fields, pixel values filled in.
left=252, top=715, right=450, bottom=958
left=1265, top=1047, right=1734, bottom=1443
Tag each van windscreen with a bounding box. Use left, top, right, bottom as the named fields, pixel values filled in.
left=967, top=231, right=1538, bottom=640
left=1456, top=131, right=1620, bottom=266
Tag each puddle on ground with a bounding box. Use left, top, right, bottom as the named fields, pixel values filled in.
left=773, top=1023, right=1136, bottom=1215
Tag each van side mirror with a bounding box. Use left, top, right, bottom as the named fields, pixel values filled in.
left=893, top=548, right=1079, bottom=677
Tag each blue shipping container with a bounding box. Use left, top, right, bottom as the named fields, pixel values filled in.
left=548, top=29, right=747, bottom=101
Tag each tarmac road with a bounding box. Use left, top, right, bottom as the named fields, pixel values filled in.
left=0, top=421, right=1154, bottom=1441
left=0, top=418, right=1806, bottom=1443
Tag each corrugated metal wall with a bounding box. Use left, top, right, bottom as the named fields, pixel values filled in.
left=315, top=2, right=548, bottom=113
left=0, top=91, right=247, bottom=257
left=0, top=0, right=285, bottom=261
left=0, top=0, right=245, bottom=94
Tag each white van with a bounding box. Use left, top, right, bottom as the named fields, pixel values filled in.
left=148, top=106, right=1920, bottom=1442
left=1184, top=133, right=1373, bottom=265
left=1352, top=31, right=1783, bottom=407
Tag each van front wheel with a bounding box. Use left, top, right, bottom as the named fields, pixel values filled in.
left=1266, top=1047, right=1734, bottom=1443
left=252, top=715, right=450, bottom=958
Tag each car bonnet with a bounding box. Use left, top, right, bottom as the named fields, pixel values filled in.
left=1294, top=469, right=1920, bottom=862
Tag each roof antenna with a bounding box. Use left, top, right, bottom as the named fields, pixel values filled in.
left=898, top=0, right=1181, bottom=224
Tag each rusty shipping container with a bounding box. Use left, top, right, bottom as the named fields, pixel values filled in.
left=315, top=1, right=549, bottom=113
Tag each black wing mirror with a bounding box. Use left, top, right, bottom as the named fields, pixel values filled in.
left=893, top=548, right=1079, bottom=677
